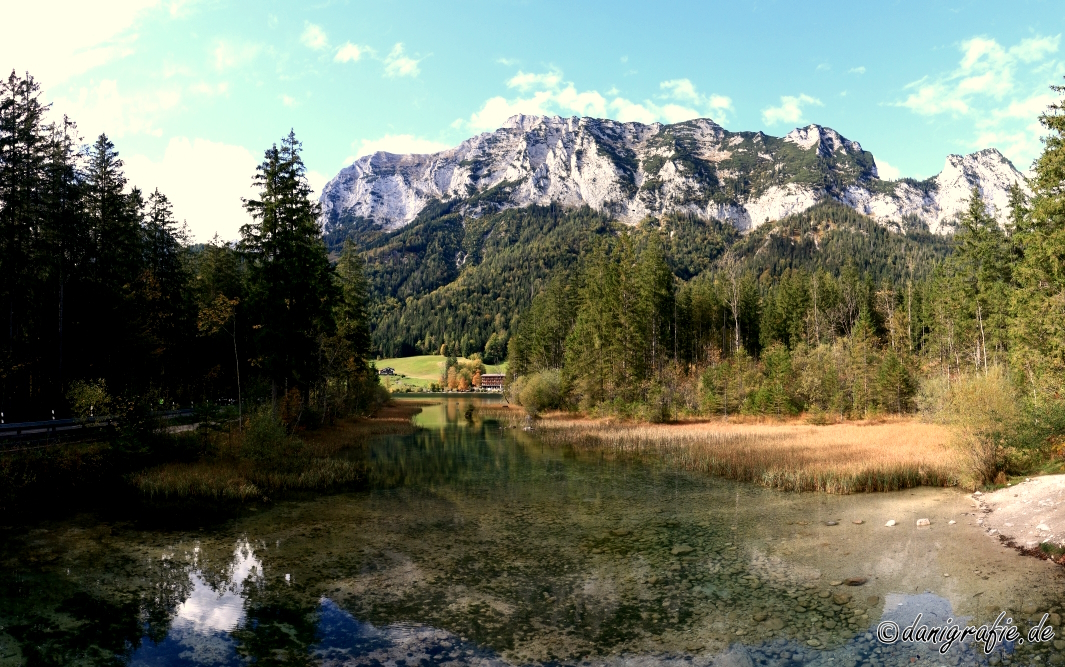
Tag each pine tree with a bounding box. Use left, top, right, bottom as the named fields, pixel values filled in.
left=241, top=131, right=335, bottom=400
left=564, top=245, right=620, bottom=406
left=1011, top=82, right=1065, bottom=398
left=139, top=188, right=193, bottom=388
left=79, top=134, right=144, bottom=388
left=334, top=238, right=373, bottom=362
left=0, top=71, right=49, bottom=412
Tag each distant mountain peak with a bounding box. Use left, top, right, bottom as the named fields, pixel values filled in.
left=321, top=115, right=1026, bottom=236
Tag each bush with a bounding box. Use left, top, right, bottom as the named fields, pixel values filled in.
left=243, top=407, right=301, bottom=468
left=931, top=367, right=1019, bottom=485
left=515, top=370, right=563, bottom=416
left=66, top=379, right=113, bottom=419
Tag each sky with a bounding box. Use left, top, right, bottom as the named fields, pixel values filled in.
left=3, top=0, right=1063, bottom=242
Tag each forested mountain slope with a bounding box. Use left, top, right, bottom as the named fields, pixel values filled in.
left=351, top=200, right=954, bottom=359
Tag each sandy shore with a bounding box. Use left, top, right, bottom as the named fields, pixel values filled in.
left=973, top=474, right=1065, bottom=554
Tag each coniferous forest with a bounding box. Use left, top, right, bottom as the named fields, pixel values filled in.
left=1, top=72, right=379, bottom=440
left=4, top=69, right=1065, bottom=496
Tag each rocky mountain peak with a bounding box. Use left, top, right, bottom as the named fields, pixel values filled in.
left=783, top=124, right=862, bottom=156
left=320, top=115, right=1026, bottom=236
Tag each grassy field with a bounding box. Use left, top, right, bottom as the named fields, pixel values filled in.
left=529, top=415, right=964, bottom=494
left=375, top=355, right=507, bottom=390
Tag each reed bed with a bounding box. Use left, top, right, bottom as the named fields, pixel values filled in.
left=133, top=401, right=426, bottom=501
left=535, top=418, right=963, bottom=493
left=133, top=458, right=366, bottom=501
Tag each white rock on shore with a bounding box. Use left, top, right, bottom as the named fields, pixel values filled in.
left=974, top=475, right=1065, bottom=547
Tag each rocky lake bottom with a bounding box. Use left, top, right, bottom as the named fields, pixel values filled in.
left=2, top=396, right=1064, bottom=666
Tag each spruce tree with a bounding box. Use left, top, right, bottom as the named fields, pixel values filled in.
left=1011, top=82, right=1065, bottom=397
left=241, top=131, right=335, bottom=400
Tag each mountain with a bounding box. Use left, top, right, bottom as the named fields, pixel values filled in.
left=320, top=115, right=1026, bottom=236
left=352, top=199, right=952, bottom=358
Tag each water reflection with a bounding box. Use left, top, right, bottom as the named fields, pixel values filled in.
left=173, top=541, right=261, bottom=635
left=2, top=397, right=1064, bottom=666
left=128, top=540, right=263, bottom=666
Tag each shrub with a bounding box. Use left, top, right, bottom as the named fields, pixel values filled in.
left=516, top=370, right=563, bottom=416
left=66, top=379, right=113, bottom=419
left=935, top=366, right=1019, bottom=485
left=243, top=407, right=301, bottom=468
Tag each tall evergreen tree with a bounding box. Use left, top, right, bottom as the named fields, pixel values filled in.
left=241, top=131, right=335, bottom=400
left=79, top=134, right=144, bottom=387
left=1011, top=82, right=1065, bottom=398
left=0, top=72, right=49, bottom=412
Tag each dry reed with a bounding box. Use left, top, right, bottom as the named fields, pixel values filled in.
left=535, top=417, right=962, bottom=493
left=133, top=401, right=426, bottom=501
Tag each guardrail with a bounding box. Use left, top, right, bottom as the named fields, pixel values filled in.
left=0, top=409, right=195, bottom=448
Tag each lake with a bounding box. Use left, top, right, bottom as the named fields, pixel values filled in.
left=1, top=396, right=1062, bottom=666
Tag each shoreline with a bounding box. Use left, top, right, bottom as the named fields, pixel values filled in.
left=0, top=400, right=429, bottom=520
left=973, top=476, right=1065, bottom=566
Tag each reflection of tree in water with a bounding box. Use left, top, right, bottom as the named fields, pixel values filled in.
left=0, top=532, right=190, bottom=664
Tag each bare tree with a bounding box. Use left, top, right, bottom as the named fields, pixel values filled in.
left=720, top=251, right=742, bottom=354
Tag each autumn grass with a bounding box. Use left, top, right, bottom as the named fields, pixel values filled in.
left=132, top=401, right=427, bottom=502
left=534, top=416, right=963, bottom=493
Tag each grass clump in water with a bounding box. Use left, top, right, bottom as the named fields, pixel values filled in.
left=133, top=402, right=422, bottom=501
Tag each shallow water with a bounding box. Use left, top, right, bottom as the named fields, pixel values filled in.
left=2, top=396, right=1064, bottom=666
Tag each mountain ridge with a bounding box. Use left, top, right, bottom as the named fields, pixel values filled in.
left=320, top=114, right=1026, bottom=236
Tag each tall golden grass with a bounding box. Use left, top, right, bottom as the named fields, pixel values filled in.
left=535, top=417, right=963, bottom=493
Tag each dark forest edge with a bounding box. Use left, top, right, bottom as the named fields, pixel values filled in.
left=0, top=71, right=395, bottom=515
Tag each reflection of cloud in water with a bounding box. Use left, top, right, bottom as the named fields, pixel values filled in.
left=130, top=539, right=261, bottom=666
left=173, top=539, right=262, bottom=634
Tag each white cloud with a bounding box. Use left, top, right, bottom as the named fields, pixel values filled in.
left=334, top=42, right=363, bottom=63
left=659, top=78, right=733, bottom=123
left=0, top=0, right=159, bottom=86
left=898, top=81, right=969, bottom=115
left=762, top=94, right=823, bottom=126
left=849, top=66, right=866, bottom=74
left=351, top=134, right=453, bottom=160
left=464, top=71, right=732, bottom=131
left=467, top=92, right=556, bottom=131
left=896, top=34, right=1062, bottom=170
left=897, top=34, right=1060, bottom=116
left=553, top=84, right=607, bottom=117
left=609, top=97, right=659, bottom=124
left=660, top=79, right=699, bottom=103
left=213, top=39, right=261, bottom=71
left=657, top=103, right=702, bottom=124
left=124, top=137, right=260, bottom=242
left=190, top=81, right=229, bottom=96
left=384, top=43, right=421, bottom=78
left=301, top=23, right=328, bottom=50
left=306, top=170, right=329, bottom=198
left=508, top=70, right=563, bottom=91
left=281, top=94, right=297, bottom=107
left=51, top=79, right=181, bottom=139
left=874, top=158, right=901, bottom=180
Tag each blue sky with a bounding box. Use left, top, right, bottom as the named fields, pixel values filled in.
left=4, top=0, right=1063, bottom=241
